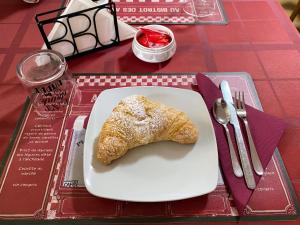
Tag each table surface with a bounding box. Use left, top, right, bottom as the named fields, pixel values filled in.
left=0, top=0, right=299, bottom=224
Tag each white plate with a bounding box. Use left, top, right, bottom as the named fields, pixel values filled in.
left=84, top=86, right=218, bottom=202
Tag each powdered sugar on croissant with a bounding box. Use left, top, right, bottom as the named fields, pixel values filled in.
left=97, top=95, right=198, bottom=164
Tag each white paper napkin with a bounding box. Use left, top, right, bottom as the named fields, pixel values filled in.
left=42, top=0, right=137, bottom=57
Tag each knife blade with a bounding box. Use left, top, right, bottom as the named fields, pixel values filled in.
left=220, top=80, right=256, bottom=190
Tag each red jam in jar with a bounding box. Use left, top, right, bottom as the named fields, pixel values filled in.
left=137, top=27, right=172, bottom=48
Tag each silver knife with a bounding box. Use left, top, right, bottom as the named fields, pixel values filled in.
left=220, top=80, right=256, bottom=190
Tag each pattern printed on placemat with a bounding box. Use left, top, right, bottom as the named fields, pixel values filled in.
left=46, top=129, right=70, bottom=219
left=77, top=74, right=196, bottom=87
left=66, top=0, right=226, bottom=24
left=117, top=16, right=195, bottom=23
left=111, top=0, right=226, bottom=24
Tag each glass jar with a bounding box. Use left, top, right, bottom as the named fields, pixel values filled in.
left=23, top=0, right=39, bottom=3
left=16, top=50, right=79, bottom=118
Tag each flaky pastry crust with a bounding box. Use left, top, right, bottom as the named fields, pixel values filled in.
left=97, top=95, right=198, bottom=164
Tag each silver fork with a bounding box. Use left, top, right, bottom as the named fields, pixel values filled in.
left=235, top=91, right=264, bottom=176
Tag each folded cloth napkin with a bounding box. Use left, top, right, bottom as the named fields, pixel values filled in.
left=42, top=0, right=137, bottom=57
left=195, top=73, right=286, bottom=215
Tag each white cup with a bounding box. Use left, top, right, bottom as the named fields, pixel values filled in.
left=132, top=25, right=176, bottom=63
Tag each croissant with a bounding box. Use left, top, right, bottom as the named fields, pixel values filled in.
left=97, top=95, right=199, bottom=165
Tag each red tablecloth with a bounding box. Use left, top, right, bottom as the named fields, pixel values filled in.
left=0, top=0, right=299, bottom=224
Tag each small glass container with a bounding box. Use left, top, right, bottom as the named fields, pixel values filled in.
left=23, top=0, right=39, bottom=3
left=16, top=50, right=78, bottom=118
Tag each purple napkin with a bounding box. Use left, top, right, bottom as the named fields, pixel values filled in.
left=195, top=73, right=286, bottom=215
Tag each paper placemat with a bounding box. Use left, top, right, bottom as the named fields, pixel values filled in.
left=90, top=0, right=228, bottom=24
left=0, top=73, right=298, bottom=223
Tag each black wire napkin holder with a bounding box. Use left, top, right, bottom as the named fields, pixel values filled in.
left=35, top=1, right=120, bottom=60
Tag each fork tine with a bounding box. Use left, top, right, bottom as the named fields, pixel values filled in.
left=237, top=91, right=241, bottom=109
left=234, top=92, right=238, bottom=108
left=241, top=92, right=246, bottom=109
left=239, top=91, right=243, bottom=109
